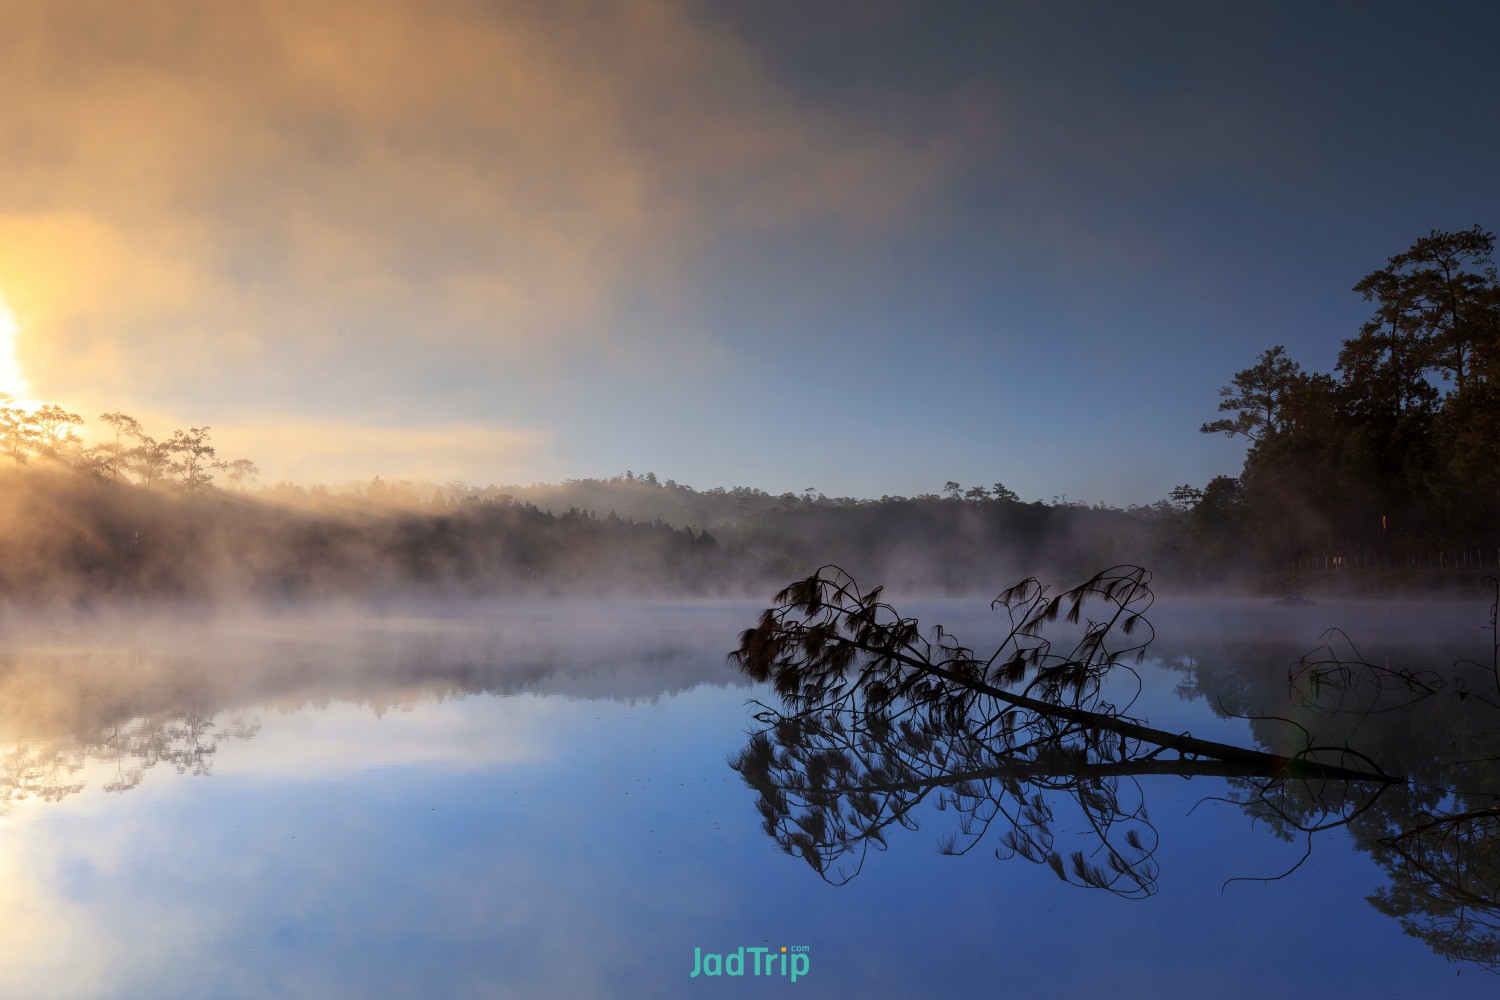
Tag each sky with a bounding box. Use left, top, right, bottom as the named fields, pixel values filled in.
left=0, top=0, right=1495, bottom=503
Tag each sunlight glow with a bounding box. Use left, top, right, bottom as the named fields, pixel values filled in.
left=0, top=293, right=30, bottom=401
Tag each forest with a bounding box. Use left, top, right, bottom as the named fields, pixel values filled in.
left=0, top=226, right=1493, bottom=602
left=1195, top=225, right=1499, bottom=577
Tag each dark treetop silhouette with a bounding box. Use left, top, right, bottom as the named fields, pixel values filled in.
left=727, top=565, right=1397, bottom=894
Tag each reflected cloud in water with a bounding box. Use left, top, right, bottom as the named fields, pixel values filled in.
left=0, top=600, right=756, bottom=808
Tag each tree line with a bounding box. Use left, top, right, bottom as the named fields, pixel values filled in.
left=0, top=398, right=258, bottom=491
left=6, top=222, right=1496, bottom=603
left=1191, top=225, right=1499, bottom=572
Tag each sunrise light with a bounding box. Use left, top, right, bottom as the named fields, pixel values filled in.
left=0, top=293, right=30, bottom=401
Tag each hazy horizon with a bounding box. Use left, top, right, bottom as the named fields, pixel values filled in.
left=1, top=2, right=1495, bottom=504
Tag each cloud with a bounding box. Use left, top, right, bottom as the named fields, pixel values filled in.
left=212, top=420, right=556, bottom=485
left=0, top=0, right=963, bottom=417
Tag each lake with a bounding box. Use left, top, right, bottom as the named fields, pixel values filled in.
left=0, top=592, right=1495, bottom=998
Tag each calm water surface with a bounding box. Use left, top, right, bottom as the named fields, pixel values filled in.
left=0, top=596, right=1494, bottom=998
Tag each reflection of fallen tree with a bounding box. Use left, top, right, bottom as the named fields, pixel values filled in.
left=1354, top=583, right=1500, bottom=972
left=1231, top=732, right=1500, bottom=973
left=1372, top=807, right=1500, bottom=970
left=1172, top=579, right=1500, bottom=974
left=729, top=565, right=1398, bottom=895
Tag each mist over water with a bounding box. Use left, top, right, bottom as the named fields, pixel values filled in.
left=0, top=598, right=756, bottom=739
left=0, top=593, right=1494, bottom=996
left=0, top=1, right=1490, bottom=994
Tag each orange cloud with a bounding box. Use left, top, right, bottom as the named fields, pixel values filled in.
left=0, top=0, right=965, bottom=411
left=212, top=420, right=556, bottom=485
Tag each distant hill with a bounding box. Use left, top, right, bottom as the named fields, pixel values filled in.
left=0, top=467, right=733, bottom=602
left=18, top=462, right=1439, bottom=603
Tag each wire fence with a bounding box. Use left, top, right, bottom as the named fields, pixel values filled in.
left=1288, top=548, right=1500, bottom=571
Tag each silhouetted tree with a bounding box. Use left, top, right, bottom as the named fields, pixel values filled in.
left=98, top=411, right=143, bottom=482
left=225, top=458, right=260, bottom=491
left=1198, top=225, right=1500, bottom=566
left=129, top=434, right=173, bottom=486
left=31, top=403, right=83, bottom=457
left=0, top=395, right=36, bottom=466
left=990, top=482, right=1021, bottom=503
left=167, top=426, right=221, bottom=492
left=1200, top=346, right=1307, bottom=444
left=1354, top=226, right=1497, bottom=392
left=1167, top=484, right=1203, bottom=513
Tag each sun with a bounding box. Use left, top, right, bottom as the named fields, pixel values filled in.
left=0, top=292, right=31, bottom=402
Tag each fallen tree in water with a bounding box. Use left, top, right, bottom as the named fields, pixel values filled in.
left=728, top=565, right=1400, bottom=892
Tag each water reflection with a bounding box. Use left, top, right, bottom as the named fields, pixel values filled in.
left=1, top=713, right=261, bottom=806
left=730, top=568, right=1500, bottom=974
left=0, top=602, right=784, bottom=1000
left=1, top=592, right=1497, bottom=994
left=0, top=601, right=752, bottom=810
left=1168, top=600, right=1500, bottom=973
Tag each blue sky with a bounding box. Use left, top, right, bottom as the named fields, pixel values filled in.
left=0, top=1, right=1494, bottom=502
